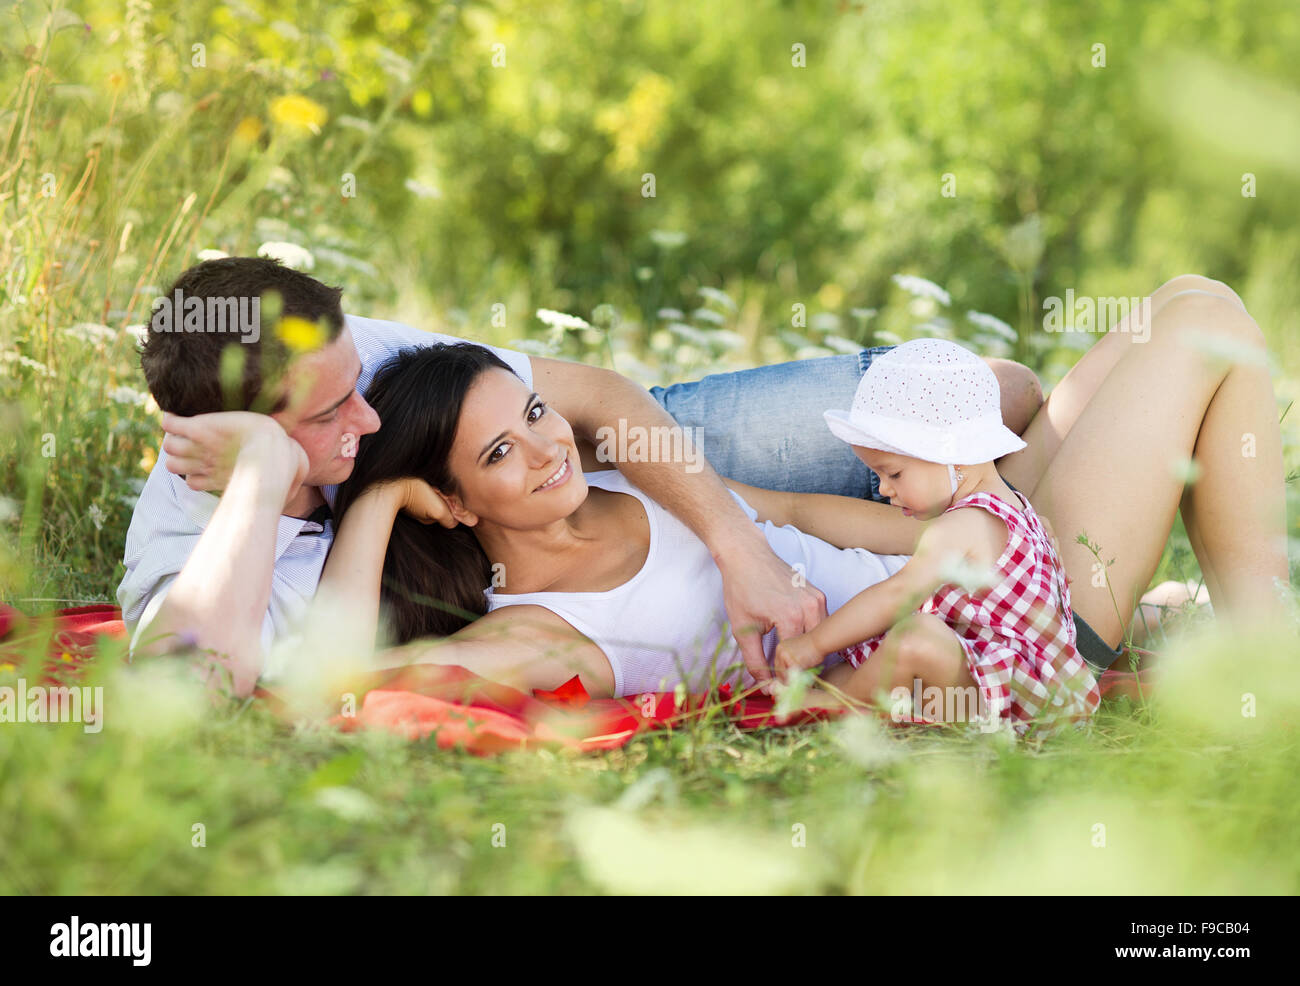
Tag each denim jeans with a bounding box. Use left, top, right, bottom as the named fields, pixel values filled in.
left=648, top=347, right=894, bottom=501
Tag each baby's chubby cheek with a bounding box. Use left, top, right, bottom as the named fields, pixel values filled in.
left=340, top=432, right=359, bottom=459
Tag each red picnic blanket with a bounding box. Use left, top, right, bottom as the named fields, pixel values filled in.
left=0, top=604, right=1154, bottom=754
left=0, top=603, right=844, bottom=753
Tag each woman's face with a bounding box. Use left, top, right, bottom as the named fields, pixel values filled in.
left=855, top=447, right=953, bottom=520
left=441, top=367, right=587, bottom=529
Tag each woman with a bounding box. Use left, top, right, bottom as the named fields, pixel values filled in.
left=324, top=274, right=1290, bottom=703
left=325, top=342, right=916, bottom=697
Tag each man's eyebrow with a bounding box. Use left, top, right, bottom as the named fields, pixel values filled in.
left=306, top=367, right=361, bottom=420
left=478, top=392, right=540, bottom=462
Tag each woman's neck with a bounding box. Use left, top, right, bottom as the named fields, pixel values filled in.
left=471, top=489, right=607, bottom=593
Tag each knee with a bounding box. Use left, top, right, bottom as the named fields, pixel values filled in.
left=1158, top=274, right=1246, bottom=312
left=1153, top=290, right=1266, bottom=352
left=892, top=626, right=960, bottom=687
left=984, top=358, right=1043, bottom=436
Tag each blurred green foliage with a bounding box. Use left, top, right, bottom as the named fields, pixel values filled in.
left=2, top=0, right=1298, bottom=598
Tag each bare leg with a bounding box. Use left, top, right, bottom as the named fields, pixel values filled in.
left=816, top=613, right=980, bottom=721
left=995, top=275, right=1251, bottom=623
left=997, top=274, right=1246, bottom=497
left=1021, top=291, right=1287, bottom=646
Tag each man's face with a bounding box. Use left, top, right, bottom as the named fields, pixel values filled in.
left=272, top=326, right=381, bottom=487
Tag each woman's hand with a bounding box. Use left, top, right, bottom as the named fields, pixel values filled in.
left=386, top=477, right=458, bottom=528
left=773, top=631, right=826, bottom=681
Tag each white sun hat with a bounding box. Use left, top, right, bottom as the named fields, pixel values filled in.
left=823, top=338, right=1027, bottom=464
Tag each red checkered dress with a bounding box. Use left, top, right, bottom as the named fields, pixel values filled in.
left=841, top=490, right=1101, bottom=732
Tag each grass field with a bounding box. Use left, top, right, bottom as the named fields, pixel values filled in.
left=1, top=616, right=1297, bottom=895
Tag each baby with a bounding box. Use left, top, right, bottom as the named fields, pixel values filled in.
left=775, top=339, right=1100, bottom=731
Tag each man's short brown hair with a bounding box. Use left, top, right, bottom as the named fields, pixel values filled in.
left=140, top=256, right=345, bottom=416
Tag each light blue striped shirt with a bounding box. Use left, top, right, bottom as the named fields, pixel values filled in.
left=115, top=314, right=532, bottom=679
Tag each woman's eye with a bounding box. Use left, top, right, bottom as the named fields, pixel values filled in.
left=486, top=404, right=544, bottom=464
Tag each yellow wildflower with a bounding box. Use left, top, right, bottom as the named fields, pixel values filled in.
left=234, top=116, right=263, bottom=145
left=276, top=315, right=327, bottom=354
left=269, top=94, right=327, bottom=135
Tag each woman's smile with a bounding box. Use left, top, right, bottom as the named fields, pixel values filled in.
left=533, top=454, right=572, bottom=493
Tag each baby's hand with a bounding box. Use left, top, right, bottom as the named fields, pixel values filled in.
left=773, top=631, right=825, bottom=681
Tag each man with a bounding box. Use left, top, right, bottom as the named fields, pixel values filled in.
left=118, top=257, right=1041, bottom=696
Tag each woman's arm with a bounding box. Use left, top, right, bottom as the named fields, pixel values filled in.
left=722, top=478, right=924, bottom=555
left=370, top=605, right=616, bottom=696
left=316, top=479, right=453, bottom=652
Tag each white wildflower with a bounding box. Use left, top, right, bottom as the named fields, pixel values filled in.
left=109, top=385, right=148, bottom=406
left=938, top=554, right=998, bottom=593
left=403, top=178, right=440, bottom=199
left=63, top=323, right=117, bottom=344
left=196, top=248, right=229, bottom=261
left=823, top=335, right=865, bottom=355
left=697, top=286, right=737, bottom=311
left=88, top=502, right=106, bottom=532
left=891, top=274, right=951, bottom=307
left=1, top=352, right=54, bottom=377
left=257, top=241, right=315, bottom=270
left=649, top=230, right=688, bottom=249
left=966, top=310, right=1018, bottom=342
left=535, top=308, right=590, bottom=331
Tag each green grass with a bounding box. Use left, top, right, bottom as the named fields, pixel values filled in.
left=3, top=621, right=1298, bottom=895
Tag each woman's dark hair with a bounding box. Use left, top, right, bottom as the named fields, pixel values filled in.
left=332, top=342, right=518, bottom=644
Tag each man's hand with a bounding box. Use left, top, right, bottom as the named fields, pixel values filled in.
left=161, top=411, right=307, bottom=504
left=714, top=534, right=828, bottom=688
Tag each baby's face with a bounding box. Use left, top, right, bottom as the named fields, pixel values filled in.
left=854, top=447, right=952, bottom=520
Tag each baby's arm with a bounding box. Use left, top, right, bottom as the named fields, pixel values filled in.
left=773, top=509, right=995, bottom=677
left=721, top=478, right=924, bottom=555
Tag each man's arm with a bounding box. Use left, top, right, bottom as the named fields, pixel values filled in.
left=133, top=418, right=306, bottom=698
left=530, top=356, right=826, bottom=686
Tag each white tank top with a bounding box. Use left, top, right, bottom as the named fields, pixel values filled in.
left=483, top=469, right=910, bottom=697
